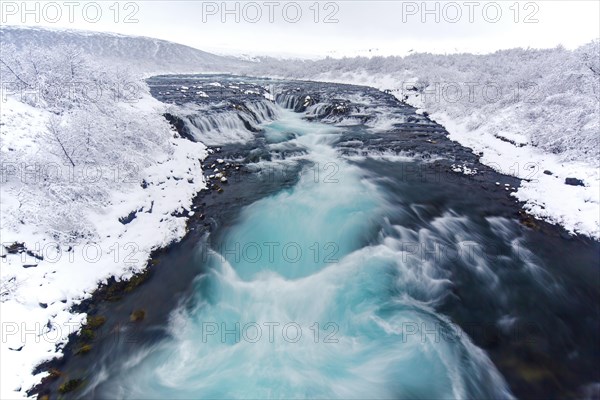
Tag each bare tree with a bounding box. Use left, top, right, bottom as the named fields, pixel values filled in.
left=0, top=43, right=31, bottom=87
left=46, top=115, right=76, bottom=167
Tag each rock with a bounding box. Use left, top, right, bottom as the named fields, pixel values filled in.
left=130, top=309, right=146, bottom=322
left=560, top=231, right=573, bottom=240
left=48, top=368, right=62, bottom=379
left=80, top=328, right=95, bottom=340
left=58, top=379, right=83, bottom=394
left=75, top=344, right=92, bottom=355
left=86, top=315, right=106, bottom=329
left=119, top=210, right=137, bottom=225
left=565, top=177, right=584, bottom=187
left=519, top=211, right=539, bottom=230
left=5, top=242, right=25, bottom=254
left=543, top=170, right=553, bottom=175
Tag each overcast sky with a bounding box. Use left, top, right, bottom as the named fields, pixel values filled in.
left=3, top=1, right=599, bottom=58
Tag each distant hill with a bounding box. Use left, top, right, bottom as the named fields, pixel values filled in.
left=0, top=25, right=249, bottom=75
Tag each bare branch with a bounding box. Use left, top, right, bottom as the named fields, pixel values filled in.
left=0, top=57, right=31, bottom=87
left=47, top=117, right=76, bottom=167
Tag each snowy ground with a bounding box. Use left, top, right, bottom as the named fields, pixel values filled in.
left=302, top=71, right=600, bottom=240
left=434, top=113, right=599, bottom=239
left=0, top=93, right=207, bottom=398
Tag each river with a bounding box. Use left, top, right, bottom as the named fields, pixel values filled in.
left=39, top=75, right=600, bottom=400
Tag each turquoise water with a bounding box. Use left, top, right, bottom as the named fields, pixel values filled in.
left=95, top=109, right=512, bottom=399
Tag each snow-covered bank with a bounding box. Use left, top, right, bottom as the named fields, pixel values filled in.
left=305, top=70, right=599, bottom=240
left=1, top=92, right=207, bottom=398
left=0, top=40, right=211, bottom=396
left=435, top=113, right=599, bottom=239
left=245, top=43, right=599, bottom=239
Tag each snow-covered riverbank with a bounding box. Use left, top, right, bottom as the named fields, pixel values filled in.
left=0, top=91, right=207, bottom=398
left=295, top=68, right=599, bottom=240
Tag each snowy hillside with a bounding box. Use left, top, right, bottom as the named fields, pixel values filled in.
left=0, top=25, right=247, bottom=75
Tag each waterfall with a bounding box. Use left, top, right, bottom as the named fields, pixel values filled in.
left=173, top=99, right=280, bottom=145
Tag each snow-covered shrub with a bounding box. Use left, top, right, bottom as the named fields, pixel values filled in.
left=1, top=43, right=172, bottom=243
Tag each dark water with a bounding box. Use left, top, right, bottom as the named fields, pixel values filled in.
left=41, top=75, right=599, bottom=399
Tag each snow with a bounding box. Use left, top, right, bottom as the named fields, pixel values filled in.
left=451, top=164, right=478, bottom=176
left=1, top=90, right=206, bottom=399
left=0, top=25, right=245, bottom=76
left=438, top=113, right=599, bottom=239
